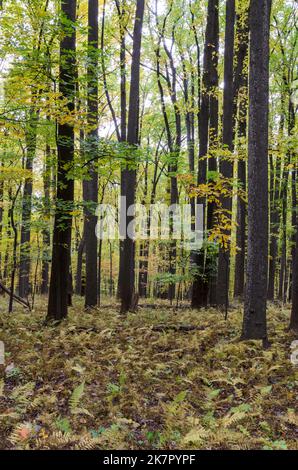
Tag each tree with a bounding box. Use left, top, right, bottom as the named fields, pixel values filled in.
left=242, top=0, right=272, bottom=343
left=84, top=0, right=99, bottom=308
left=191, top=0, right=219, bottom=308
left=41, top=138, right=51, bottom=295
left=233, top=3, right=249, bottom=299
left=18, top=109, right=37, bottom=298
left=47, top=0, right=76, bottom=321
left=0, top=0, right=296, bottom=329
left=18, top=0, right=51, bottom=298
left=114, top=0, right=128, bottom=299
left=120, top=0, right=145, bottom=313
left=216, top=0, right=235, bottom=309
left=290, top=208, right=298, bottom=331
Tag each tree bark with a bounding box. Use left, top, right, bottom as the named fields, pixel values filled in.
left=9, top=184, right=22, bottom=313
left=191, top=0, right=219, bottom=308
left=288, top=95, right=297, bottom=328
left=120, top=0, right=145, bottom=313
left=290, top=223, right=298, bottom=330
left=216, top=0, right=235, bottom=309
left=0, top=160, right=3, bottom=279
left=242, top=0, right=271, bottom=341
left=234, top=6, right=249, bottom=298
left=19, top=110, right=37, bottom=298
left=138, top=155, right=149, bottom=297
left=115, top=0, right=127, bottom=299
left=267, top=154, right=281, bottom=300
left=47, top=0, right=76, bottom=321
left=162, top=30, right=181, bottom=303
left=85, top=0, right=99, bottom=308
left=41, top=143, right=51, bottom=294
left=75, top=217, right=85, bottom=296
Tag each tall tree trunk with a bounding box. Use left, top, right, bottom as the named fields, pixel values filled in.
left=290, top=221, right=298, bottom=331
left=97, top=237, right=103, bottom=304
left=288, top=94, right=297, bottom=328
left=3, top=188, right=12, bottom=283
left=75, top=179, right=87, bottom=296
left=85, top=0, right=99, bottom=308
left=120, top=0, right=145, bottom=313
left=75, top=235, right=85, bottom=295
left=278, top=166, right=288, bottom=301
left=9, top=185, right=22, bottom=313
left=290, top=171, right=297, bottom=320
left=115, top=0, right=127, bottom=299
left=41, top=143, right=51, bottom=294
left=182, top=52, right=196, bottom=294
left=161, top=16, right=181, bottom=303
left=19, top=110, right=37, bottom=298
left=234, top=6, right=249, bottom=298
left=267, top=96, right=284, bottom=300
left=138, top=141, right=162, bottom=298
left=242, top=0, right=271, bottom=342
left=267, top=155, right=280, bottom=300
left=206, top=0, right=219, bottom=234
left=152, top=3, right=180, bottom=303
left=46, top=0, right=76, bottom=321
left=191, top=0, right=219, bottom=308
left=75, top=217, right=85, bottom=296
left=206, top=0, right=219, bottom=306
left=17, top=0, right=50, bottom=297
left=138, top=156, right=149, bottom=297
left=118, top=0, right=127, bottom=143
left=216, top=0, right=235, bottom=309
left=0, top=159, right=3, bottom=279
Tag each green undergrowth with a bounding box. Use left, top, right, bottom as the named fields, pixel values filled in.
left=0, top=297, right=297, bottom=450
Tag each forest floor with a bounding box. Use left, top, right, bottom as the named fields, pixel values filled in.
left=0, top=297, right=297, bottom=450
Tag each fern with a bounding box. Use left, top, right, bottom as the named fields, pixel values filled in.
left=1, top=300, right=297, bottom=450
left=9, top=422, right=33, bottom=446
left=284, top=410, right=298, bottom=426
left=10, top=382, right=35, bottom=411
left=182, top=426, right=209, bottom=445
left=68, top=381, right=93, bottom=417
left=69, top=381, right=85, bottom=414
left=222, top=411, right=247, bottom=428
left=74, top=435, right=101, bottom=450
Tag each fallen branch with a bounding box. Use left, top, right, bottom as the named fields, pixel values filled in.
left=0, top=281, right=31, bottom=310
left=152, top=324, right=205, bottom=332
left=138, top=304, right=191, bottom=310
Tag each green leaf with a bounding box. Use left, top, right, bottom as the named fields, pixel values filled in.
left=55, top=417, right=72, bottom=434
left=174, top=390, right=188, bottom=403
left=207, top=170, right=219, bottom=182
left=69, top=381, right=85, bottom=413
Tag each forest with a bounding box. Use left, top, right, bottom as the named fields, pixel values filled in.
left=0, top=0, right=297, bottom=453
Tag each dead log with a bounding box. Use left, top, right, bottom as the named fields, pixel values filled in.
left=0, top=281, right=31, bottom=310
left=152, top=324, right=205, bottom=332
